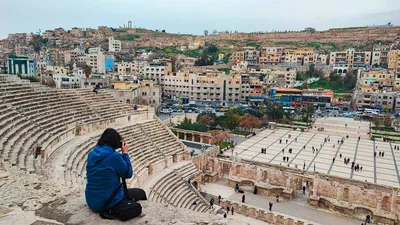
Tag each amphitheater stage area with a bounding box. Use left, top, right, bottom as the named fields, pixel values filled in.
left=232, top=117, right=400, bottom=188
left=201, top=182, right=360, bottom=225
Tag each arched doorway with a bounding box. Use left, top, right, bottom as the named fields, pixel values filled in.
left=192, top=181, right=199, bottom=190
left=382, top=196, right=390, bottom=211
left=343, top=188, right=349, bottom=201
left=338, top=69, right=343, bottom=73
left=126, top=99, right=131, bottom=104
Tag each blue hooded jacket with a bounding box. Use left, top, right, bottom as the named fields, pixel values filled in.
left=85, top=145, right=133, bottom=212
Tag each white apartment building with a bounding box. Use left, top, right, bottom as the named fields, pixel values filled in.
left=329, top=48, right=371, bottom=68
left=372, top=44, right=390, bottom=66
left=86, top=48, right=105, bottom=74
left=141, top=62, right=167, bottom=82
left=303, top=54, right=328, bottom=66
left=53, top=74, right=81, bottom=89
left=161, top=70, right=257, bottom=105
left=108, top=36, right=122, bottom=52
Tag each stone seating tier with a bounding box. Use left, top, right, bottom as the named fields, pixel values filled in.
left=149, top=163, right=209, bottom=213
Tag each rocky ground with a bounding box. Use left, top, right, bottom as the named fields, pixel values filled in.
left=0, top=169, right=252, bottom=225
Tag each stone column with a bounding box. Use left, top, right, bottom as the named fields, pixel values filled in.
left=391, top=190, right=397, bottom=213
left=184, top=133, right=187, bottom=140
left=192, top=133, right=195, bottom=141
left=348, top=192, right=353, bottom=208
left=200, top=135, right=204, bottom=143
left=377, top=199, right=382, bottom=211
left=312, top=174, right=318, bottom=197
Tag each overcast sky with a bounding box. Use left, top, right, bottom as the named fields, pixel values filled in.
left=1, top=0, right=399, bottom=38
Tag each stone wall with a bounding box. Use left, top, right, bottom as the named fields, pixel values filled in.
left=206, top=157, right=400, bottom=224
left=220, top=199, right=311, bottom=225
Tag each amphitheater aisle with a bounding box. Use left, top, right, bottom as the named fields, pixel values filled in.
left=201, top=182, right=361, bottom=225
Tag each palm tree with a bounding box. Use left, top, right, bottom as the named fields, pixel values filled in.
left=83, top=65, right=92, bottom=88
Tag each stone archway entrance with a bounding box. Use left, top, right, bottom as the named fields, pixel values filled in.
left=192, top=181, right=199, bottom=190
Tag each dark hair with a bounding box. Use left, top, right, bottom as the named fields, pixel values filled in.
left=97, top=128, right=122, bottom=149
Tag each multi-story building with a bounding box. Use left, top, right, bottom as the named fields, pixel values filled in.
left=259, top=47, right=284, bottom=64
left=141, top=62, right=167, bottom=82
left=353, top=91, right=397, bottom=112
left=357, top=69, right=395, bottom=91
left=301, top=89, right=334, bottom=108
left=231, top=51, right=244, bottom=62
left=108, top=80, right=161, bottom=110
left=243, top=48, right=260, bottom=64
left=263, top=69, right=297, bottom=88
left=388, top=50, right=400, bottom=75
left=53, top=74, right=81, bottom=89
left=7, top=54, right=36, bottom=76
left=269, top=88, right=302, bottom=106
left=108, top=36, right=122, bottom=52
left=329, top=48, right=371, bottom=68
left=42, top=30, right=54, bottom=38
left=54, top=28, right=67, bottom=37
left=303, top=54, right=328, bottom=66
left=161, top=70, right=258, bottom=105
left=177, top=55, right=196, bottom=67
left=71, top=27, right=83, bottom=38
left=282, top=54, right=303, bottom=66
left=372, top=44, right=390, bottom=67
left=86, top=48, right=105, bottom=74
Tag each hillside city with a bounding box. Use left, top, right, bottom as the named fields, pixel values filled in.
left=2, top=18, right=400, bottom=225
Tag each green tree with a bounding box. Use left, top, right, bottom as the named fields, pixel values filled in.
left=266, top=102, right=285, bottom=121
left=300, top=105, right=315, bottom=122
left=384, top=114, right=392, bottom=129
left=83, top=65, right=92, bottom=88
left=372, top=117, right=383, bottom=128
left=219, top=110, right=239, bottom=130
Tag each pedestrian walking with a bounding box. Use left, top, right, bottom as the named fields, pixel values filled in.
left=227, top=206, right=230, bottom=212
left=269, top=202, right=273, bottom=211
left=242, top=194, right=245, bottom=203
left=286, top=139, right=288, bottom=144
left=339, top=153, right=342, bottom=159
left=276, top=194, right=279, bottom=203
left=295, top=137, right=297, bottom=142
left=303, top=185, right=306, bottom=194
left=332, top=157, right=335, bottom=163
left=231, top=207, right=234, bottom=215
left=280, top=139, right=282, bottom=144
left=223, top=213, right=227, bottom=218
left=282, top=149, right=285, bottom=154
left=382, top=152, right=385, bottom=157
left=379, top=152, right=382, bottom=157
left=218, top=195, right=221, bottom=204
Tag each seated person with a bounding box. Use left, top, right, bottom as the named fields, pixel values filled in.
left=85, top=128, right=147, bottom=220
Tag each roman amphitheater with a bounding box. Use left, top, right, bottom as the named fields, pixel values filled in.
left=0, top=75, right=400, bottom=225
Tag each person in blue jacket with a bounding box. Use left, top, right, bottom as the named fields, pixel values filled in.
left=85, top=128, right=146, bottom=216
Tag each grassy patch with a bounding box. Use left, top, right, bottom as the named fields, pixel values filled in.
left=246, top=42, right=260, bottom=48
left=115, top=34, right=140, bottom=41
left=218, top=68, right=231, bottom=75
left=219, top=142, right=230, bottom=149
left=296, top=78, right=353, bottom=93
left=372, top=127, right=395, bottom=132
left=232, top=130, right=252, bottom=136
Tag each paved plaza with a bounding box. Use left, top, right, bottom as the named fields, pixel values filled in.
left=233, top=117, right=400, bottom=187
left=201, top=183, right=360, bottom=225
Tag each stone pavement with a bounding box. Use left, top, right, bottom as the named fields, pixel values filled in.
left=201, top=182, right=360, bottom=225
left=228, top=191, right=360, bottom=225
left=233, top=117, right=400, bottom=188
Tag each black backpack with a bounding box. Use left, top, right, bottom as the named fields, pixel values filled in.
left=99, top=179, right=142, bottom=221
